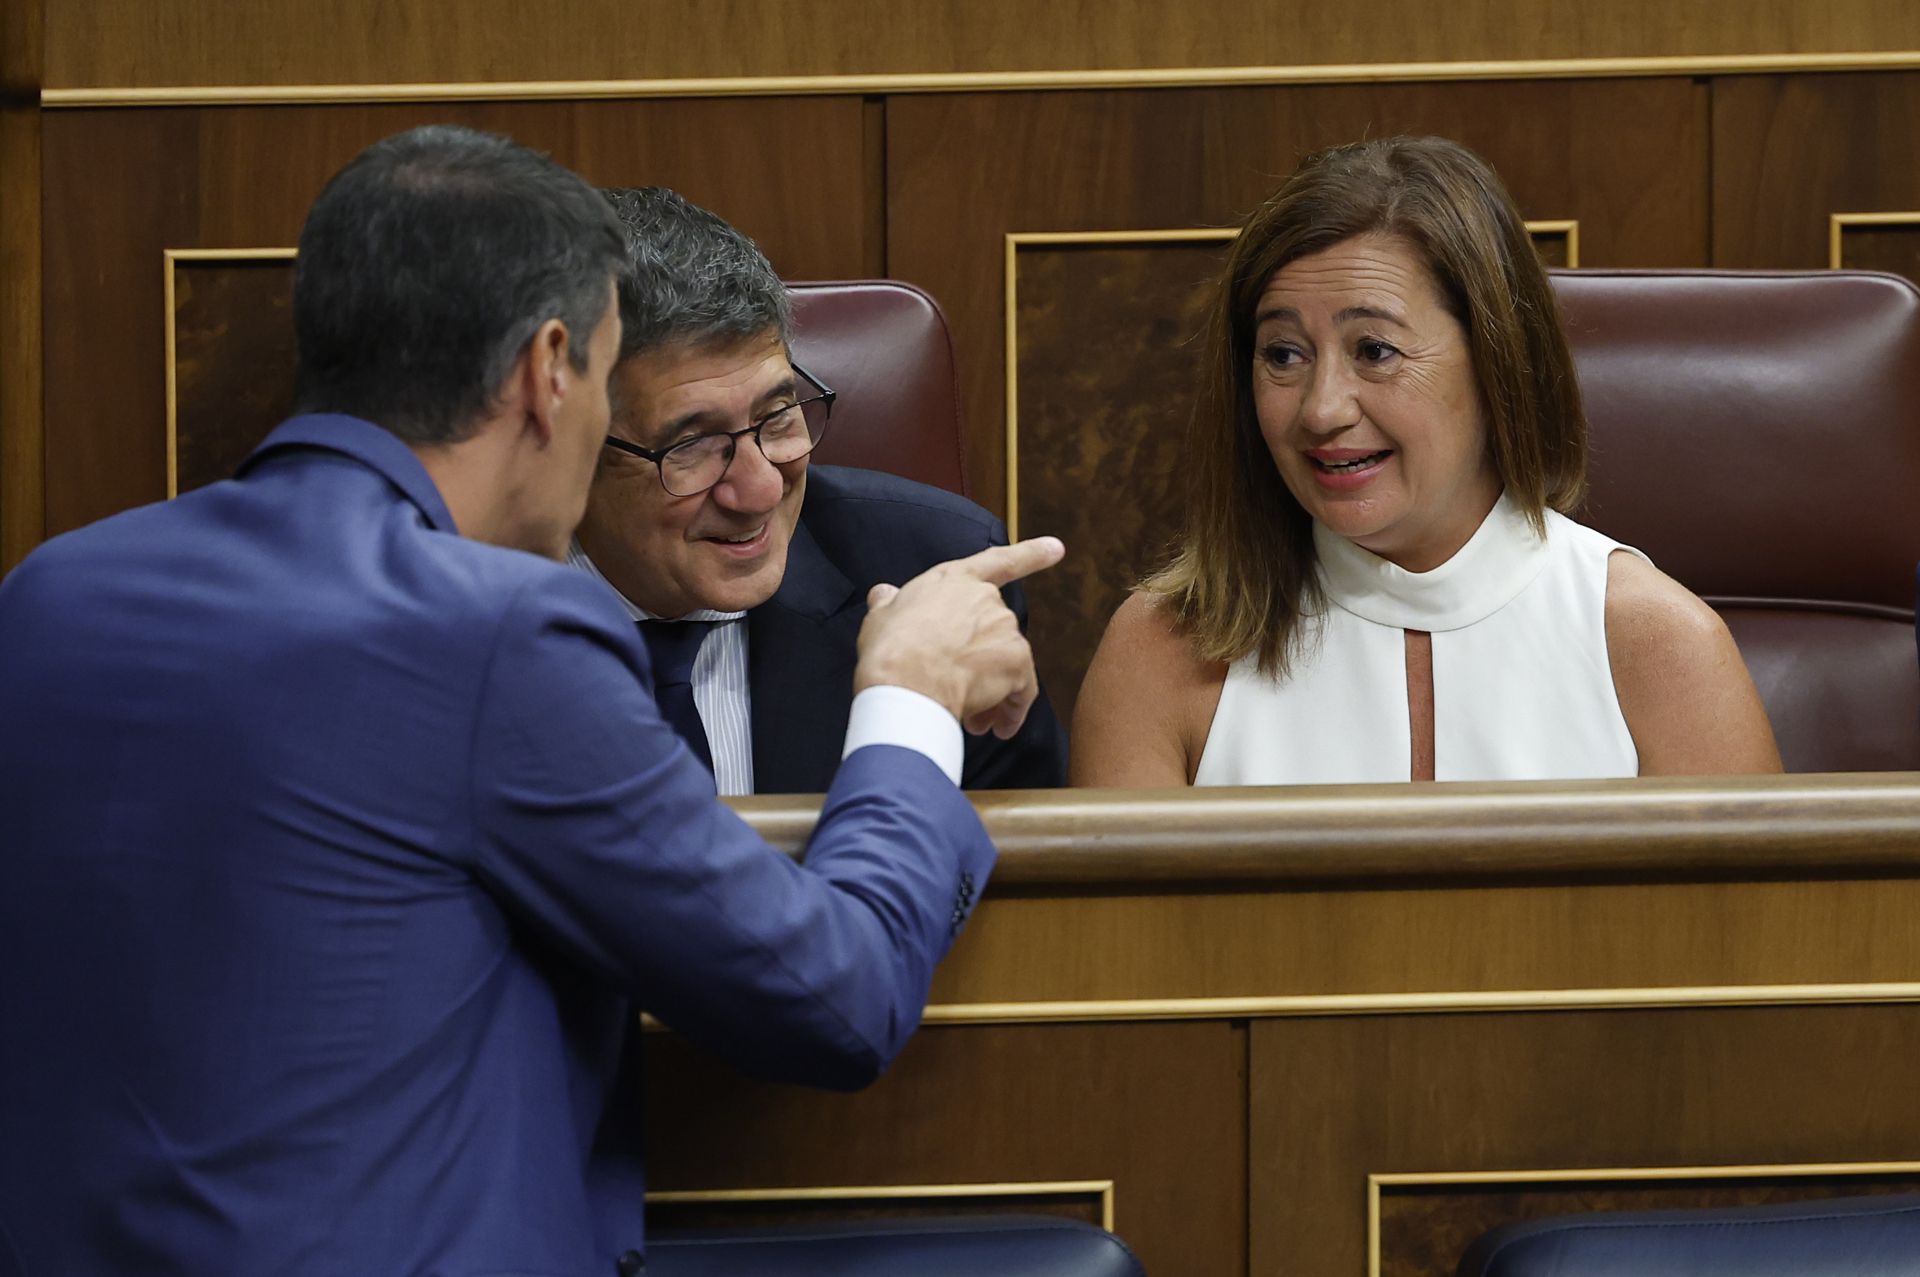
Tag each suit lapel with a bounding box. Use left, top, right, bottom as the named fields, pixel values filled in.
left=748, top=518, right=863, bottom=794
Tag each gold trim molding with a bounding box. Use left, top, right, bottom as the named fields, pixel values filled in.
left=41, top=51, right=1920, bottom=108
left=1366, top=1160, right=1920, bottom=1277
left=1004, top=221, right=1578, bottom=540
left=647, top=1179, right=1117, bottom=1232
left=921, top=980, right=1920, bottom=1025
left=162, top=247, right=298, bottom=499
left=1829, top=211, right=1920, bottom=269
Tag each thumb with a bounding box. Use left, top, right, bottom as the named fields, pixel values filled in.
left=866, top=582, right=901, bottom=609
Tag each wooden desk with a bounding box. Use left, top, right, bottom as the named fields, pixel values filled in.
left=645, top=775, right=1920, bottom=1275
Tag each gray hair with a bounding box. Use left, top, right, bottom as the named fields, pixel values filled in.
left=600, top=186, right=793, bottom=360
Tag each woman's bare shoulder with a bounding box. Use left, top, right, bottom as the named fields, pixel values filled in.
left=1101, top=592, right=1229, bottom=687
left=1070, top=591, right=1229, bottom=787
left=1604, top=550, right=1782, bottom=774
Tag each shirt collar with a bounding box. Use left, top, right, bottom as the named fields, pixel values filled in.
left=565, top=541, right=748, bottom=624
left=239, top=414, right=458, bottom=534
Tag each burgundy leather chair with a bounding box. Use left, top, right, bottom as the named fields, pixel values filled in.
left=1554, top=270, right=1920, bottom=773
left=789, top=280, right=969, bottom=497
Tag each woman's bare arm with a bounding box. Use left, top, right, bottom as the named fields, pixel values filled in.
left=1070, top=592, right=1228, bottom=787
left=1605, top=550, right=1783, bottom=776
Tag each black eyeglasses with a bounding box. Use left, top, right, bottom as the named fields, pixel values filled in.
left=603, top=362, right=835, bottom=497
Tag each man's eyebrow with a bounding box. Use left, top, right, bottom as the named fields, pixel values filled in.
left=750, top=374, right=800, bottom=414
left=651, top=408, right=726, bottom=447
left=648, top=374, right=803, bottom=446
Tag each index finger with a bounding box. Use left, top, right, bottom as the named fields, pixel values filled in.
left=941, top=536, right=1066, bottom=588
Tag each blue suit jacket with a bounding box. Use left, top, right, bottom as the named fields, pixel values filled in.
left=749, top=465, right=1067, bottom=794
left=0, top=416, right=994, bottom=1277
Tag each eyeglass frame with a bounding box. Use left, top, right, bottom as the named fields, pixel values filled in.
left=600, top=361, right=836, bottom=496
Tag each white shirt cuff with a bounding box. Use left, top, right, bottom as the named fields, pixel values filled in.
left=842, top=685, right=964, bottom=786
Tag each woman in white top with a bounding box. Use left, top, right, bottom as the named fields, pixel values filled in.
left=1073, top=136, right=1781, bottom=785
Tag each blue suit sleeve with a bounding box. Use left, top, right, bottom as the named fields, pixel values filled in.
left=466, top=574, right=994, bottom=1089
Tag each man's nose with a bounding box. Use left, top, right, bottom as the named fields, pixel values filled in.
left=711, top=433, right=786, bottom=513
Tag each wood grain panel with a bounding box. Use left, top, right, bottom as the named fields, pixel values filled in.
left=1379, top=1172, right=1920, bottom=1277
left=171, top=259, right=296, bottom=494
left=927, top=875, right=1920, bottom=1008
left=0, top=0, right=42, bottom=572
left=1713, top=72, right=1920, bottom=275
left=1013, top=240, right=1226, bottom=722
left=644, top=1021, right=1247, bottom=1277
left=1251, top=1005, right=1920, bottom=1274
left=1834, top=221, right=1920, bottom=277
left=41, top=1, right=1920, bottom=89
left=39, top=98, right=872, bottom=535
left=889, top=78, right=1709, bottom=513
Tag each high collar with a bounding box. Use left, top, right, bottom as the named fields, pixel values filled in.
left=1312, top=490, right=1551, bottom=632
left=239, top=414, right=458, bottom=535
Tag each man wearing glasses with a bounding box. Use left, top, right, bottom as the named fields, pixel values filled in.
left=574, top=187, right=1066, bottom=794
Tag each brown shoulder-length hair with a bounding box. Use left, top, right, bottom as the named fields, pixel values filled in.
left=1145, top=135, right=1588, bottom=677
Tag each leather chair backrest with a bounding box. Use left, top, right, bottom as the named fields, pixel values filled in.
left=788, top=281, right=969, bottom=497
left=1455, top=1192, right=1920, bottom=1276
left=1554, top=270, right=1920, bottom=772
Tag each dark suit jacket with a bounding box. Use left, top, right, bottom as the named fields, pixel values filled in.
left=749, top=464, right=1068, bottom=794
left=0, top=417, right=994, bottom=1277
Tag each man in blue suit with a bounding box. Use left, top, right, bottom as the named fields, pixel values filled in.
left=0, top=126, right=1060, bottom=1276
left=573, top=187, right=1066, bottom=795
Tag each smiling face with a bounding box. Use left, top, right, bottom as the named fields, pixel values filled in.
left=1251, top=231, right=1501, bottom=573
left=575, top=329, right=808, bottom=618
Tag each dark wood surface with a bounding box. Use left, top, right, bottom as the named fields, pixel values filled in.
left=888, top=77, right=1709, bottom=513
left=171, top=260, right=296, bottom=493
left=38, top=1, right=1920, bottom=88
left=0, top=0, right=41, bottom=571
left=38, top=97, right=874, bottom=536
left=1012, top=239, right=1227, bottom=721
left=1713, top=73, right=1920, bottom=275
left=644, top=1020, right=1249, bottom=1277
left=1255, top=1006, right=1920, bottom=1275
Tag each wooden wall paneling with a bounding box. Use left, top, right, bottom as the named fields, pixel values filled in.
left=39, top=1, right=1920, bottom=91
left=1, top=0, right=42, bottom=572
left=1713, top=72, right=1920, bottom=281
left=1010, top=234, right=1232, bottom=722
left=169, top=255, right=297, bottom=496
left=40, top=97, right=873, bottom=534
left=1250, top=1005, right=1920, bottom=1275
left=643, top=1021, right=1249, bottom=1276
left=927, top=874, right=1920, bottom=1009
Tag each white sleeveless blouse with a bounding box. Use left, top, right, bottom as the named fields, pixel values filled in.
left=1194, top=493, right=1645, bottom=784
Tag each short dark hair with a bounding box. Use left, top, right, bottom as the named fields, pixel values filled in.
left=600, top=186, right=791, bottom=361
left=293, top=125, right=627, bottom=445
left=1149, top=135, right=1588, bottom=676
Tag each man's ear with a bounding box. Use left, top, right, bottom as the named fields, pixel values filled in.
left=521, top=317, right=573, bottom=448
